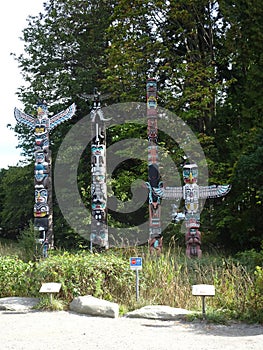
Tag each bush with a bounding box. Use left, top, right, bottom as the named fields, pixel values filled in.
left=235, top=248, right=263, bottom=271
left=27, top=251, right=135, bottom=303
left=0, top=256, right=31, bottom=297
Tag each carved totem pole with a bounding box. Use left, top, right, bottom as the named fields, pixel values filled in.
left=145, top=78, right=163, bottom=256
left=14, top=101, right=76, bottom=256
left=144, top=78, right=231, bottom=257
left=89, top=88, right=109, bottom=251
left=153, top=163, right=231, bottom=257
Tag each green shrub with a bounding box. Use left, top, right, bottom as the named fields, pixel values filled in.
left=27, top=251, right=135, bottom=303
left=0, top=256, right=31, bottom=297
left=235, top=248, right=263, bottom=271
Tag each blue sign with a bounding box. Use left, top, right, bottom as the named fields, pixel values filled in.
left=130, top=257, right=142, bottom=270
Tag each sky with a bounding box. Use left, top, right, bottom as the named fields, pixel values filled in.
left=0, top=0, right=45, bottom=169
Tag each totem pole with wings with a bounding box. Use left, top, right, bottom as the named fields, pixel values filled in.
left=153, top=163, right=231, bottom=257
left=145, top=79, right=231, bottom=257
left=14, top=101, right=76, bottom=256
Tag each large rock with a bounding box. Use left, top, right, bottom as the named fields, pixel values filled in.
left=0, top=297, right=39, bottom=311
left=125, top=305, right=193, bottom=320
left=69, top=295, right=119, bottom=318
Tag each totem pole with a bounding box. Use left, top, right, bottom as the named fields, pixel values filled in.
left=153, top=163, right=231, bottom=257
left=145, top=78, right=163, bottom=256
left=89, top=88, right=109, bottom=251
left=14, top=101, right=76, bottom=256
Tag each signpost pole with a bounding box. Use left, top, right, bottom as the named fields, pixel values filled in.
left=201, top=296, right=206, bottom=319
left=39, top=282, right=61, bottom=304
left=130, top=257, right=142, bottom=302
left=136, top=269, right=140, bottom=301
left=192, top=284, right=215, bottom=320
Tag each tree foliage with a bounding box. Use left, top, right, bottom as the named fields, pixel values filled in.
left=1, top=0, right=262, bottom=252
left=0, top=165, right=33, bottom=238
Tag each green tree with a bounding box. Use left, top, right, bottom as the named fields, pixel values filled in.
left=6, top=0, right=262, bottom=252
left=0, top=165, right=34, bottom=239
left=226, top=129, right=263, bottom=250
left=209, top=0, right=263, bottom=250
left=12, top=0, right=116, bottom=162
left=214, top=0, right=263, bottom=160
left=103, top=0, right=164, bottom=100
left=14, top=0, right=114, bottom=108
left=104, top=1, right=227, bottom=132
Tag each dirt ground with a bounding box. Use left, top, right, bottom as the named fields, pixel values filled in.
left=0, top=310, right=262, bottom=350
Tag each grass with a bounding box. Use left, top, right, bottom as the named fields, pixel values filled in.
left=0, top=240, right=262, bottom=323
left=0, top=239, right=21, bottom=256
left=34, top=295, right=66, bottom=311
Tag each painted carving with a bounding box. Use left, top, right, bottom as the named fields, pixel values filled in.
left=143, top=79, right=231, bottom=257
left=14, top=101, right=76, bottom=256
left=153, top=163, right=231, bottom=257
left=145, top=78, right=163, bottom=255
left=88, top=88, right=109, bottom=250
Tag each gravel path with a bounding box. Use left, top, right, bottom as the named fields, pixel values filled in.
left=0, top=310, right=262, bottom=350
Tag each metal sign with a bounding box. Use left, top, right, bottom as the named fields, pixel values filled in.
left=39, top=283, right=62, bottom=293
left=130, top=257, right=142, bottom=270
left=192, top=284, right=215, bottom=296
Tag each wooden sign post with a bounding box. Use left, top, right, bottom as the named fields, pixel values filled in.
left=192, top=284, right=215, bottom=319
left=39, top=282, right=62, bottom=303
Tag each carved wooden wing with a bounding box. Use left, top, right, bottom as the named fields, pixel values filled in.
left=14, top=107, right=35, bottom=129
left=49, top=103, right=76, bottom=130
left=153, top=186, right=183, bottom=199
left=199, top=184, right=231, bottom=199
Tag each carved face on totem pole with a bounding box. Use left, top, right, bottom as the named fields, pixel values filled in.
left=35, top=188, right=48, bottom=203
left=183, top=163, right=198, bottom=184
left=146, top=80, right=157, bottom=111
left=34, top=163, right=49, bottom=183
left=34, top=188, right=49, bottom=217
left=35, top=151, right=49, bottom=165
left=34, top=118, right=50, bottom=135
left=34, top=203, right=49, bottom=218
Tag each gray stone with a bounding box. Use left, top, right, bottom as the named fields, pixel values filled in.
left=69, top=295, right=119, bottom=318
left=0, top=297, right=39, bottom=311
left=125, top=305, right=193, bottom=320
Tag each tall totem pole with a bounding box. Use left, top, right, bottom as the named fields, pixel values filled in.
left=89, top=88, right=109, bottom=251
left=14, top=101, right=76, bottom=256
left=145, top=78, right=163, bottom=256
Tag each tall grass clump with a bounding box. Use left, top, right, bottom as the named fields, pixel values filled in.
left=136, top=252, right=216, bottom=310
left=17, top=223, right=43, bottom=262
left=128, top=247, right=263, bottom=323
left=0, top=239, right=21, bottom=257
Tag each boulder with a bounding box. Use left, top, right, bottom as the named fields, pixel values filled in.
left=0, top=297, right=39, bottom=311
left=69, top=295, right=119, bottom=318
left=125, top=305, right=193, bottom=320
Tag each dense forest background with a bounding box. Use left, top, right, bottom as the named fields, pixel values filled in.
left=0, top=0, right=262, bottom=254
